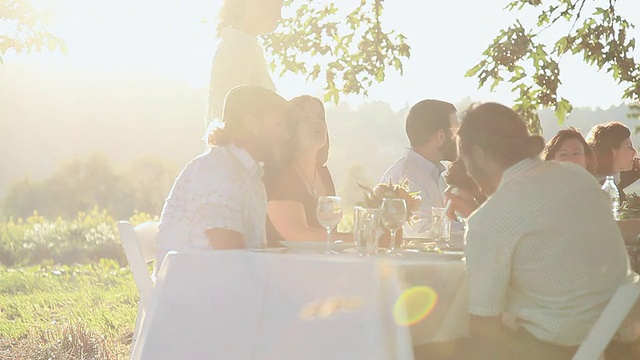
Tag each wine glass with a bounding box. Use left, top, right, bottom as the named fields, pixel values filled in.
left=381, top=198, right=407, bottom=255
left=316, top=196, right=343, bottom=254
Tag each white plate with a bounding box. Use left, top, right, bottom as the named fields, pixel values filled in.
left=399, top=249, right=464, bottom=261
left=249, top=247, right=287, bottom=253
left=279, top=241, right=353, bottom=252
left=401, top=230, right=433, bottom=240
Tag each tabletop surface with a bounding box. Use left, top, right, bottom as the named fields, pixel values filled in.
left=132, top=249, right=469, bottom=360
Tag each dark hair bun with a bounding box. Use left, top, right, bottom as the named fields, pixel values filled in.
left=526, top=135, right=545, bottom=157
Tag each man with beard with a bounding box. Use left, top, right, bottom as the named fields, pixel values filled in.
left=155, top=86, right=289, bottom=272
left=380, top=99, right=458, bottom=235
left=448, top=102, right=637, bottom=360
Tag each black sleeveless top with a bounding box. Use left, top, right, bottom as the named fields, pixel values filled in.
left=263, top=165, right=336, bottom=247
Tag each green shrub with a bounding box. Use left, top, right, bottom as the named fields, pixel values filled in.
left=0, top=208, right=157, bottom=266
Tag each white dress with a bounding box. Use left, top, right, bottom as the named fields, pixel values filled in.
left=206, top=27, right=276, bottom=133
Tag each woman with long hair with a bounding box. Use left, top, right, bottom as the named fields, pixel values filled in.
left=542, top=127, right=596, bottom=174
left=263, top=96, right=351, bottom=246
left=586, top=122, right=639, bottom=200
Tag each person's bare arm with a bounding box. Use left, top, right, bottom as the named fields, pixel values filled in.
left=268, top=200, right=353, bottom=242
left=204, top=228, right=245, bottom=250
left=444, top=187, right=480, bottom=220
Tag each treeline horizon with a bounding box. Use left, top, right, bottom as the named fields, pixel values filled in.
left=1, top=62, right=638, bottom=220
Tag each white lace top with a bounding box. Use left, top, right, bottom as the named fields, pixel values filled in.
left=155, top=144, right=267, bottom=269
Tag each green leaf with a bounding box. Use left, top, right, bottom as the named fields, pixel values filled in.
left=554, top=98, right=573, bottom=124
left=465, top=62, right=485, bottom=78
left=263, top=0, right=409, bottom=101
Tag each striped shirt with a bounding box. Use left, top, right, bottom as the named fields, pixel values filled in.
left=465, top=157, right=636, bottom=346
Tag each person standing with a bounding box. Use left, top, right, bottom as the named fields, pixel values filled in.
left=206, top=0, right=284, bottom=135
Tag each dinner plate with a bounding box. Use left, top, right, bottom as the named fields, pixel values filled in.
left=399, top=249, right=464, bottom=261
left=279, top=241, right=354, bottom=252
left=249, top=247, right=288, bottom=253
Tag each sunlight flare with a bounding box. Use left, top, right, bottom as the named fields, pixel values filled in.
left=393, top=286, right=438, bottom=326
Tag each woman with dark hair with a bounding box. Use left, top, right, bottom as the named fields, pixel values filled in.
left=542, top=127, right=596, bottom=174
left=206, top=0, right=283, bottom=135
left=264, top=96, right=351, bottom=246
left=586, top=122, right=639, bottom=200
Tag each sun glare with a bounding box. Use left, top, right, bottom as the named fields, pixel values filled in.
left=7, top=0, right=640, bottom=107
left=37, top=0, right=216, bottom=87
left=393, top=286, right=438, bottom=326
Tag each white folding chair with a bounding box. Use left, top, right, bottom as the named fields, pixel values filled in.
left=573, top=282, right=640, bottom=360
left=117, top=220, right=159, bottom=349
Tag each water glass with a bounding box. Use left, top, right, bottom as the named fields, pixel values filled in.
left=381, top=198, right=407, bottom=255
left=431, top=206, right=451, bottom=246
left=354, top=206, right=381, bottom=255
left=316, top=196, right=343, bottom=254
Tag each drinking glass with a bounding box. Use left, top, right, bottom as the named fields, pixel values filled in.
left=316, top=196, right=343, bottom=254
left=354, top=206, right=381, bottom=256
left=431, top=206, right=451, bottom=247
left=447, top=187, right=468, bottom=227
left=381, top=198, right=407, bottom=255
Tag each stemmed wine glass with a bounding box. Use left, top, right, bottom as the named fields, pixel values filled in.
left=381, top=198, right=407, bottom=256
left=316, top=196, right=343, bottom=254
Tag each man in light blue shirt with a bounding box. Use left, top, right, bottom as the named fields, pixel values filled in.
left=380, top=99, right=458, bottom=236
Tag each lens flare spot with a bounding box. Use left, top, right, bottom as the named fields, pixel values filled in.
left=393, top=286, right=438, bottom=326
left=300, top=297, right=364, bottom=320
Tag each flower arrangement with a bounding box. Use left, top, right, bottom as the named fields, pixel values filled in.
left=620, top=193, right=640, bottom=220
left=357, top=179, right=422, bottom=222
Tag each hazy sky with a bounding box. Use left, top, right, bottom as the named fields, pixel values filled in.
left=7, top=0, right=640, bottom=110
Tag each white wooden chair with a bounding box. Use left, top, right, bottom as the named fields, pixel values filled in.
left=117, top=220, right=159, bottom=349
left=572, top=282, right=640, bottom=360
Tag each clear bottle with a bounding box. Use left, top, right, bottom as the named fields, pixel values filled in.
left=601, top=175, right=620, bottom=221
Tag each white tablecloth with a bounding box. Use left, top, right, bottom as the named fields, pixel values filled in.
left=131, top=250, right=469, bottom=360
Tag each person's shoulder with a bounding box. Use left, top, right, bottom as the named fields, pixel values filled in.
left=197, top=147, right=229, bottom=166
left=502, top=159, right=587, bottom=188
left=264, top=165, right=296, bottom=185
left=188, top=147, right=240, bottom=183
left=215, top=28, right=259, bottom=54
left=548, top=160, right=601, bottom=188
left=380, top=157, right=410, bottom=181
left=318, top=164, right=333, bottom=178
left=213, top=41, right=254, bottom=66
left=264, top=165, right=305, bottom=199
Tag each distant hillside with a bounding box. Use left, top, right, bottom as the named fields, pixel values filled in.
left=1, top=61, right=639, bottom=206
left=0, top=63, right=205, bottom=199
left=539, top=105, right=638, bottom=139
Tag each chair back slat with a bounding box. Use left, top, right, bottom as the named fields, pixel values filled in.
left=117, top=221, right=155, bottom=302
left=134, top=221, right=159, bottom=264
left=572, top=283, right=640, bottom=360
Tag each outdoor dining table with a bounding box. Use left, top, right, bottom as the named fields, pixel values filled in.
left=130, top=248, right=469, bottom=360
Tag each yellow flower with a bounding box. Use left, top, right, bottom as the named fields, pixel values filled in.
left=357, top=179, right=422, bottom=222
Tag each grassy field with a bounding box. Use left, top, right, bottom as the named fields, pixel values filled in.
left=0, top=260, right=137, bottom=359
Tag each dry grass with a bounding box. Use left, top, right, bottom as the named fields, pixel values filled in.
left=0, top=261, right=138, bottom=359
left=0, top=322, right=130, bottom=360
